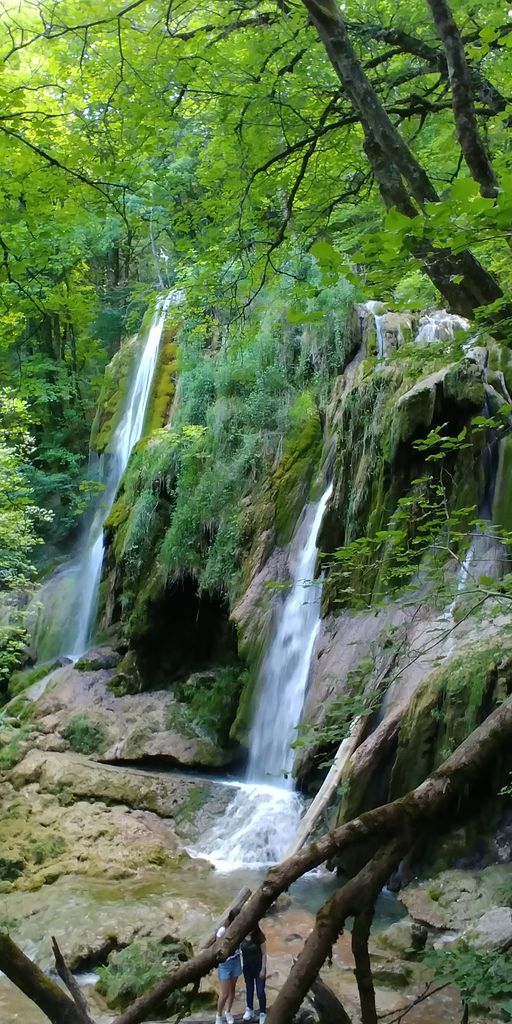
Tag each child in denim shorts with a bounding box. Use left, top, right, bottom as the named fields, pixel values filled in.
left=215, top=908, right=242, bottom=1024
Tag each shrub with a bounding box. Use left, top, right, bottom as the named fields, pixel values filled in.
left=0, top=726, right=33, bottom=770
left=180, top=666, right=248, bottom=744
left=61, top=714, right=108, bottom=754
left=30, top=835, right=66, bottom=865
left=97, top=938, right=192, bottom=1011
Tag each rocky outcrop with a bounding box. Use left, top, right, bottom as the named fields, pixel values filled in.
left=30, top=658, right=237, bottom=769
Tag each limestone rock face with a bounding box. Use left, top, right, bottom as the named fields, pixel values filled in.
left=463, top=907, right=512, bottom=949
left=9, top=749, right=207, bottom=817
left=30, top=658, right=234, bottom=769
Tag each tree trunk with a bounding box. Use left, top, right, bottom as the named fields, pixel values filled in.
left=308, top=975, right=352, bottom=1024
left=267, top=840, right=405, bottom=1024
left=286, top=717, right=366, bottom=858
left=351, top=906, right=377, bottom=1024
left=425, top=0, right=498, bottom=197
left=338, top=706, right=402, bottom=824
left=51, top=937, right=96, bottom=1024
left=300, top=0, right=507, bottom=324
left=0, top=934, right=90, bottom=1024
left=199, top=887, right=252, bottom=949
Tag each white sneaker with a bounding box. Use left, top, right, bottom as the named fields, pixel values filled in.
left=243, top=1011, right=254, bottom=1021
left=215, top=1016, right=223, bottom=1024
left=259, top=1015, right=266, bottom=1024
left=225, top=1014, right=235, bottom=1024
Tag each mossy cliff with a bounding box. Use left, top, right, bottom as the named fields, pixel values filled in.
left=98, top=278, right=354, bottom=746
left=92, top=289, right=512, bottom=785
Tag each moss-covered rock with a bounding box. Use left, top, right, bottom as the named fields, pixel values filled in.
left=90, top=333, right=146, bottom=455
left=390, top=640, right=512, bottom=799
left=391, top=371, right=439, bottom=449
left=492, top=433, right=512, bottom=535
left=443, top=358, right=486, bottom=410
left=145, top=321, right=180, bottom=433
left=271, top=391, right=322, bottom=543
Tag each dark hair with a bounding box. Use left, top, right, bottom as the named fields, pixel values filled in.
left=227, top=908, right=240, bottom=925
left=250, top=926, right=265, bottom=944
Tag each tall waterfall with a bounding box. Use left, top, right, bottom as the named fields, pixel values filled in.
left=195, top=482, right=332, bottom=870
left=33, top=292, right=180, bottom=661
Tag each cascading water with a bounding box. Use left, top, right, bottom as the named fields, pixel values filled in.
left=32, top=291, right=182, bottom=661
left=365, top=300, right=385, bottom=359
left=195, top=482, right=332, bottom=871
left=415, top=309, right=469, bottom=344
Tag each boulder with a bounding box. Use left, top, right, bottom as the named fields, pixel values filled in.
left=30, top=663, right=236, bottom=770
left=462, top=908, right=512, bottom=950
left=9, top=749, right=216, bottom=819
left=75, top=646, right=121, bottom=671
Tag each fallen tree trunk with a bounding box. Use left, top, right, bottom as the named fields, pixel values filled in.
left=267, top=840, right=406, bottom=1024
left=286, top=717, right=366, bottom=858
left=351, top=907, right=377, bottom=1024
left=199, top=887, right=252, bottom=949
left=51, top=937, right=96, bottom=1024
left=336, top=706, right=403, bottom=824
left=0, top=934, right=90, bottom=1024
left=308, top=975, right=352, bottom=1024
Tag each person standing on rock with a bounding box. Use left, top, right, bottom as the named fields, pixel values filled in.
left=215, top=908, right=242, bottom=1024
left=241, top=926, right=267, bottom=1024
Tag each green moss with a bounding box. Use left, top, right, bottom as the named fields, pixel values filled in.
left=173, top=782, right=211, bottom=824
left=97, top=937, right=192, bottom=1012
left=146, top=321, right=180, bottom=433
left=61, top=715, right=108, bottom=754
left=0, top=726, right=33, bottom=770
left=272, top=392, right=322, bottom=543
left=443, top=359, right=485, bottom=410
left=105, top=495, right=129, bottom=531
left=90, top=333, right=144, bottom=455
left=492, top=434, right=512, bottom=535
left=107, top=651, right=143, bottom=695
left=390, top=640, right=512, bottom=799
left=30, top=835, right=66, bottom=865
left=8, top=661, right=60, bottom=698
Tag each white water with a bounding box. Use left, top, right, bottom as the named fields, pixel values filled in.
left=365, top=300, right=385, bottom=359
left=195, top=482, right=332, bottom=871
left=415, top=309, right=469, bottom=344
left=36, top=291, right=182, bottom=661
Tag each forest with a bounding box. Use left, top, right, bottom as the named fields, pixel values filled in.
left=1, top=1, right=512, bottom=1023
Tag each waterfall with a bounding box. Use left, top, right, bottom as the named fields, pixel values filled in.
left=32, top=291, right=182, bottom=661
left=365, top=301, right=385, bottom=359
left=415, top=310, right=469, bottom=344
left=194, top=482, right=332, bottom=870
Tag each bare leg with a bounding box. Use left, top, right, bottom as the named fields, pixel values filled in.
left=217, top=978, right=231, bottom=1016
left=226, top=977, right=237, bottom=1012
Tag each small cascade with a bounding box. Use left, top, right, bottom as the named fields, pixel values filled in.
left=365, top=300, right=385, bottom=359
left=415, top=310, right=469, bottom=344
left=194, top=482, right=332, bottom=870
left=32, top=290, right=182, bottom=661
